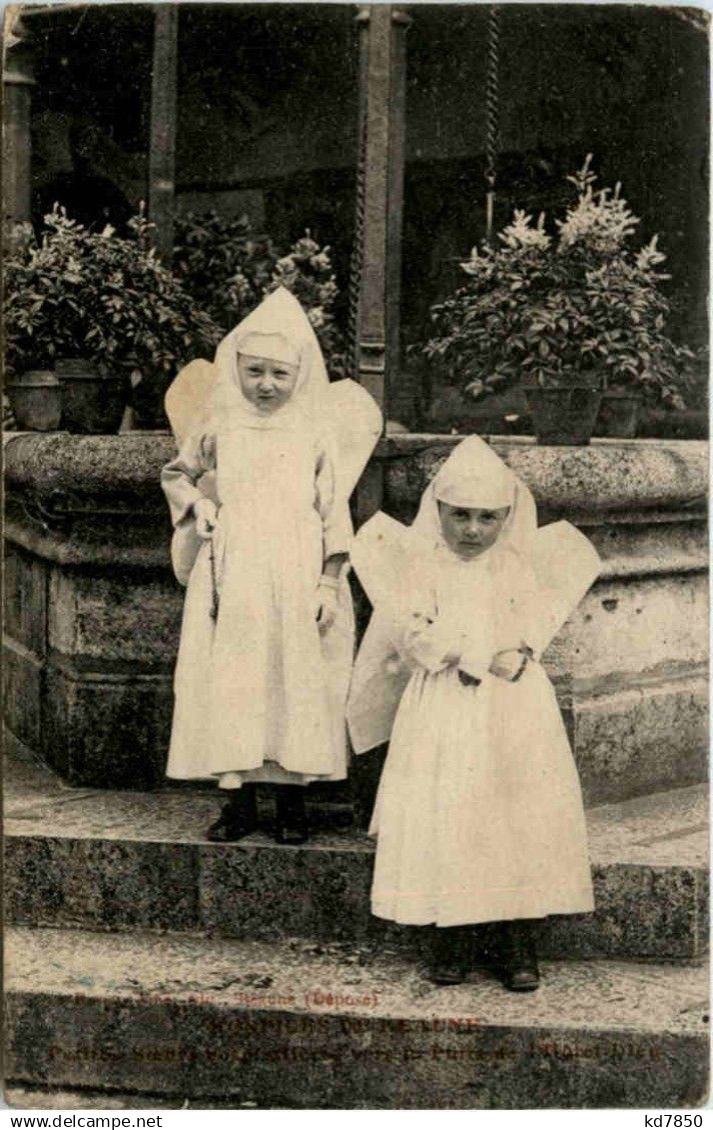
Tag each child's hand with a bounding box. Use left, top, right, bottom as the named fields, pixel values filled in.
left=489, top=648, right=528, bottom=682
left=315, top=581, right=339, bottom=632
left=194, top=498, right=217, bottom=540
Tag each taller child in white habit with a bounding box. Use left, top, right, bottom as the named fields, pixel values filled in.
left=347, top=436, right=601, bottom=991
left=161, top=287, right=381, bottom=844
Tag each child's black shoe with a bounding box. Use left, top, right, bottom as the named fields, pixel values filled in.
left=274, top=785, right=309, bottom=845
left=428, top=926, right=469, bottom=986
left=497, top=919, right=540, bottom=992
left=206, top=786, right=258, bottom=842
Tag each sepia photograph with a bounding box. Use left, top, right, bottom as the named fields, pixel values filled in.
left=2, top=0, right=709, bottom=1113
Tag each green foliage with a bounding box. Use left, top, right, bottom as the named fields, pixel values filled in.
left=4, top=205, right=222, bottom=381
left=172, top=211, right=276, bottom=334
left=173, top=212, right=346, bottom=378
left=424, top=157, right=691, bottom=409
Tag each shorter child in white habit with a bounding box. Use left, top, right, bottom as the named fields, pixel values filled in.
left=347, top=436, right=601, bottom=991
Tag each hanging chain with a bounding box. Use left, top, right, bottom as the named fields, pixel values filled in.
left=484, top=5, right=501, bottom=243
left=347, top=100, right=368, bottom=378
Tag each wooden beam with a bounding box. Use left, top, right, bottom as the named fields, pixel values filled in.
left=351, top=6, right=410, bottom=524
left=385, top=11, right=410, bottom=397
left=148, top=5, right=178, bottom=263
left=353, top=5, right=411, bottom=420
left=3, top=8, right=35, bottom=234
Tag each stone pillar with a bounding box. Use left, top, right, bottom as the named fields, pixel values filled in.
left=352, top=6, right=410, bottom=521
left=148, top=5, right=179, bottom=264
left=3, top=434, right=181, bottom=789
left=2, top=8, right=35, bottom=246
left=353, top=5, right=410, bottom=413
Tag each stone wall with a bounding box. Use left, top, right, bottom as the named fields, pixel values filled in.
left=3, top=432, right=707, bottom=803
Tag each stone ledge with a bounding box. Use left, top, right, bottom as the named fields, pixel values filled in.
left=4, top=432, right=708, bottom=792
left=5, top=927, right=708, bottom=1108
left=3, top=433, right=706, bottom=577
left=379, top=434, right=708, bottom=518
left=3, top=432, right=172, bottom=507
left=3, top=508, right=172, bottom=569
left=572, top=669, right=708, bottom=806
left=4, top=432, right=707, bottom=517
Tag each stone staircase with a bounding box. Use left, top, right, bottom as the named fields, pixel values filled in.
left=3, top=734, right=709, bottom=1109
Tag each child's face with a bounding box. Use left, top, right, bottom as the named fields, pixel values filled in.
left=438, top=502, right=510, bottom=559
left=237, top=354, right=299, bottom=413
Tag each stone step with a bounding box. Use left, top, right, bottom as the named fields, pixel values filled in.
left=3, top=1086, right=269, bottom=1110
left=4, top=747, right=708, bottom=961
left=5, top=926, right=708, bottom=1109
left=570, top=666, right=708, bottom=807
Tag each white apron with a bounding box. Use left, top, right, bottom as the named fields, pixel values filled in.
left=166, top=426, right=353, bottom=782
left=368, top=553, right=594, bottom=927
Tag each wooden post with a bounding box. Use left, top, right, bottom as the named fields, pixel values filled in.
left=385, top=10, right=410, bottom=398
left=148, top=5, right=178, bottom=263
left=3, top=7, right=35, bottom=243
left=352, top=5, right=411, bottom=522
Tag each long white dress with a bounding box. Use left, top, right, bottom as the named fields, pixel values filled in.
left=366, top=546, right=595, bottom=927
left=161, top=289, right=381, bottom=789
left=347, top=435, right=599, bottom=928
left=162, top=422, right=353, bottom=784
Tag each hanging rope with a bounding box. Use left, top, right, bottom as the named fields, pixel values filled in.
left=484, top=5, right=501, bottom=243
left=347, top=106, right=368, bottom=378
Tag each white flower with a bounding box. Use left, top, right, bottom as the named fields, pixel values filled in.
left=307, top=306, right=325, bottom=329
left=460, top=244, right=492, bottom=274
left=499, top=210, right=551, bottom=251
left=636, top=235, right=667, bottom=271
left=557, top=181, right=639, bottom=254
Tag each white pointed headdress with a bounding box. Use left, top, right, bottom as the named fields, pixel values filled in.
left=410, top=436, right=538, bottom=559
left=205, top=286, right=329, bottom=432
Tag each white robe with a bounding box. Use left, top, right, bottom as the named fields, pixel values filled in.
left=351, top=539, right=596, bottom=928
left=162, top=423, right=353, bottom=784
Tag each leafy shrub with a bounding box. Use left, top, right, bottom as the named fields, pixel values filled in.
left=424, top=157, right=691, bottom=408
left=173, top=212, right=346, bottom=377
left=4, top=205, right=222, bottom=380
left=172, top=211, right=276, bottom=334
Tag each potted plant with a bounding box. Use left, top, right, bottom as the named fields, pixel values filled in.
left=424, top=157, right=690, bottom=444
left=4, top=206, right=221, bottom=433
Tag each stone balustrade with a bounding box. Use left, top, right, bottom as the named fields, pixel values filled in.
left=3, top=431, right=707, bottom=803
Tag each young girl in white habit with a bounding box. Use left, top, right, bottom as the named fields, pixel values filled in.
left=162, top=287, right=379, bottom=845
left=347, top=436, right=601, bottom=991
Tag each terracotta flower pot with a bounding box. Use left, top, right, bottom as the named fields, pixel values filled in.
left=524, top=386, right=602, bottom=446
left=55, top=358, right=127, bottom=434
left=6, top=370, right=62, bottom=431
left=595, top=391, right=642, bottom=439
